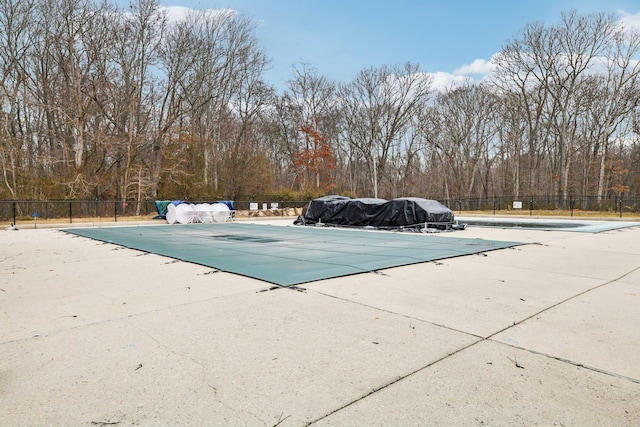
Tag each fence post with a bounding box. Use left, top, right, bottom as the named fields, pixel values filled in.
left=529, top=199, right=533, bottom=216
left=619, top=198, right=623, bottom=218
left=12, top=201, right=16, bottom=225
left=69, top=202, right=72, bottom=224
left=569, top=196, right=572, bottom=217
left=114, top=201, right=118, bottom=222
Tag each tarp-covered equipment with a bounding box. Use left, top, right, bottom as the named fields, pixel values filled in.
left=295, top=195, right=456, bottom=231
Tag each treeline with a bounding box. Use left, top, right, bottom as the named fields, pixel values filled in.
left=1, top=0, right=639, bottom=204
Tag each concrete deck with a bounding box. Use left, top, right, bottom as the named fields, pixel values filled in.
left=1, top=219, right=639, bottom=426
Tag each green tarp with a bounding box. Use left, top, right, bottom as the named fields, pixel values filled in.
left=64, top=223, right=525, bottom=286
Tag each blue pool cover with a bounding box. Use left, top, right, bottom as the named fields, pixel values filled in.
left=456, top=217, right=639, bottom=233
left=64, top=223, right=525, bottom=287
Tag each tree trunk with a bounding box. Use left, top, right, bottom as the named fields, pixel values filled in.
left=74, top=118, right=85, bottom=171
left=597, top=139, right=607, bottom=201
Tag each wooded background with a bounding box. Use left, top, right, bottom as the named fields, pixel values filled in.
left=1, top=0, right=639, bottom=205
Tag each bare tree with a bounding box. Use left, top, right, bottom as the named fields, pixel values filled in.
left=493, top=27, right=551, bottom=197
left=491, top=92, right=527, bottom=198
left=174, top=10, right=269, bottom=196
left=493, top=11, right=620, bottom=202
left=217, top=39, right=273, bottom=198
left=4, top=2, right=640, bottom=204
left=591, top=25, right=640, bottom=200
left=421, top=81, right=499, bottom=199
left=181, top=8, right=236, bottom=191
left=339, top=62, right=432, bottom=198
left=0, top=0, right=37, bottom=198
left=275, top=63, right=339, bottom=190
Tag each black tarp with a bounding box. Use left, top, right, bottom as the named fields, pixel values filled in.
left=295, top=195, right=456, bottom=230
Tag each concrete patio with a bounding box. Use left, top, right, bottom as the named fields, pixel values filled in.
left=1, top=218, right=639, bottom=426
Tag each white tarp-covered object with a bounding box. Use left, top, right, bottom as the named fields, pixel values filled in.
left=165, top=202, right=230, bottom=224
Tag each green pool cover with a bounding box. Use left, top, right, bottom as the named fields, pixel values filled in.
left=64, top=223, right=524, bottom=287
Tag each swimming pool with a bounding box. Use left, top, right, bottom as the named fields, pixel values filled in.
left=456, top=216, right=639, bottom=233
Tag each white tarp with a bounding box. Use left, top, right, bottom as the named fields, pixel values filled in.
left=166, top=202, right=230, bottom=224
left=175, top=203, right=195, bottom=224
left=166, top=203, right=177, bottom=224
left=210, top=203, right=230, bottom=223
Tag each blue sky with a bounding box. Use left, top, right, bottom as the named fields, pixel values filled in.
left=146, top=0, right=640, bottom=91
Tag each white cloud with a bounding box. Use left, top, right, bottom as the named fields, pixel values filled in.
left=161, top=6, right=235, bottom=24
left=618, top=9, right=640, bottom=32
left=453, top=58, right=495, bottom=76
left=424, top=56, right=499, bottom=93
left=161, top=6, right=192, bottom=22
left=427, top=72, right=469, bottom=92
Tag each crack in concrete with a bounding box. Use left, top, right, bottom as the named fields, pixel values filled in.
left=304, top=263, right=640, bottom=425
